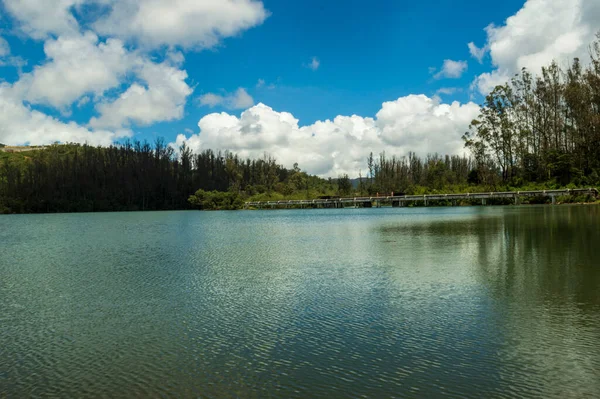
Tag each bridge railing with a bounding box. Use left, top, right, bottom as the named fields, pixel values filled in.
left=244, top=188, right=598, bottom=207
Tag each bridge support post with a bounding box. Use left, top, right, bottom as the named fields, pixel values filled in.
left=551, top=195, right=556, bottom=205
left=482, top=199, right=486, bottom=206
left=514, top=195, right=520, bottom=205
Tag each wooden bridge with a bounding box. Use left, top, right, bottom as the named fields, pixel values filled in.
left=244, top=188, right=599, bottom=209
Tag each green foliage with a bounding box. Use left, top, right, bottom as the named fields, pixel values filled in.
left=188, top=189, right=243, bottom=210
left=464, top=34, right=600, bottom=187
left=0, top=141, right=338, bottom=213
left=356, top=34, right=600, bottom=199
left=337, top=174, right=353, bottom=196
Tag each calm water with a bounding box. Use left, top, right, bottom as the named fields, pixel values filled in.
left=1, top=206, right=599, bottom=398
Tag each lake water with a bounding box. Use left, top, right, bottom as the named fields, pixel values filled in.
left=1, top=206, right=599, bottom=398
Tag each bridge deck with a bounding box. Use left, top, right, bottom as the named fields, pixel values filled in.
left=244, top=188, right=598, bottom=208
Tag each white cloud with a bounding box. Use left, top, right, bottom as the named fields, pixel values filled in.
left=376, top=95, right=479, bottom=154
left=229, top=88, right=254, bottom=109
left=0, top=36, right=10, bottom=57
left=198, top=93, right=225, bottom=108
left=1, top=0, right=265, bottom=136
left=467, top=42, right=487, bottom=63
left=472, top=0, right=600, bottom=95
left=14, top=32, right=133, bottom=109
left=0, top=36, right=25, bottom=69
left=305, top=56, right=320, bottom=71
left=255, top=78, right=276, bottom=89
left=89, top=60, right=192, bottom=129
left=471, top=71, right=510, bottom=96
left=0, top=83, right=130, bottom=146
left=433, top=59, right=468, bottom=79
left=173, top=95, right=480, bottom=177
left=76, top=96, right=90, bottom=108
left=4, top=30, right=193, bottom=131
left=198, top=88, right=254, bottom=110
left=4, top=0, right=268, bottom=48
left=436, top=87, right=460, bottom=95
left=2, top=0, right=82, bottom=39
left=93, top=0, right=268, bottom=49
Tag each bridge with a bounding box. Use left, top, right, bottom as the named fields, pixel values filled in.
left=244, top=188, right=599, bottom=209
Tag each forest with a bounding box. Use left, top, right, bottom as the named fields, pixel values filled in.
left=368, top=34, right=600, bottom=196
left=1, top=35, right=599, bottom=213
left=0, top=140, right=343, bottom=213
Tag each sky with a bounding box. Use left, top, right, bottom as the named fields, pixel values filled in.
left=1, top=0, right=599, bottom=176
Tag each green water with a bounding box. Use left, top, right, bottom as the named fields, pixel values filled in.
left=1, top=206, right=599, bottom=398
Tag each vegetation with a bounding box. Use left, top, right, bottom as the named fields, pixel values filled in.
left=463, top=33, right=600, bottom=189
left=188, top=190, right=243, bottom=210
left=0, top=141, right=340, bottom=214
left=1, top=35, right=599, bottom=213
left=362, top=34, right=600, bottom=197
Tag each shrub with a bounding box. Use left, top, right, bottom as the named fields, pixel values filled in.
left=188, top=189, right=243, bottom=210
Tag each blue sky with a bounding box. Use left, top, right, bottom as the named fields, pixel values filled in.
left=156, top=0, right=524, bottom=131
left=0, top=0, right=597, bottom=176
left=187, top=0, right=521, bottom=118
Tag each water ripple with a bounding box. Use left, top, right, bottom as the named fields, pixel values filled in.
left=1, top=208, right=600, bottom=398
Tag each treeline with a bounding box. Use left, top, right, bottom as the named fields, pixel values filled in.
left=365, top=34, right=600, bottom=195
left=0, top=140, right=336, bottom=213
left=1, top=140, right=190, bottom=213
left=463, top=33, right=600, bottom=187
left=359, top=152, right=474, bottom=195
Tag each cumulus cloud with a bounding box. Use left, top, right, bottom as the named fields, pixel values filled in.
left=376, top=95, right=478, bottom=153
left=2, top=0, right=84, bottom=39
left=433, top=59, right=468, bottom=79
left=173, top=95, right=480, bottom=177
left=0, top=83, right=130, bottom=146
left=89, top=60, right=192, bottom=129
left=471, top=0, right=600, bottom=95
left=4, top=0, right=268, bottom=49
left=198, top=93, right=224, bottom=108
left=13, top=32, right=133, bottom=109
left=226, top=88, right=254, bottom=109
left=93, top=0, right=268, bottom=49
left=198, top=88, right=254, bottom=110
left=0, top=0, right=266, bottom=144
left=471, top=71, right=511, bottom=97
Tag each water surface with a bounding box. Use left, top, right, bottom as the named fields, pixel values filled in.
left=1, top=206, right=599, bottom=398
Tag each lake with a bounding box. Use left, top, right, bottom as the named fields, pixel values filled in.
left=1, top=206, right=599, bottom=398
